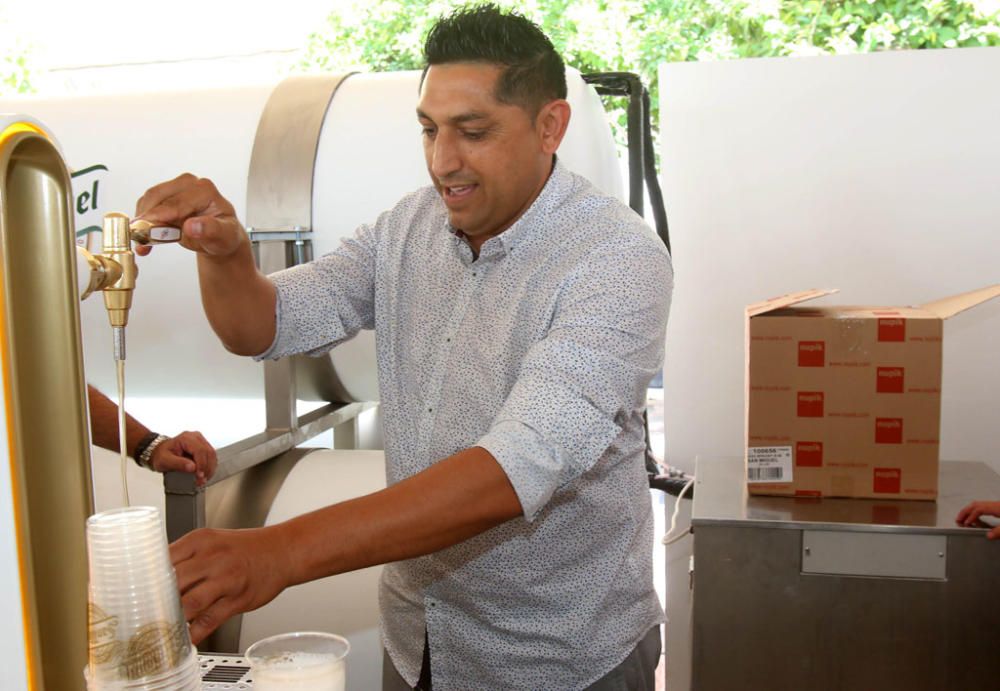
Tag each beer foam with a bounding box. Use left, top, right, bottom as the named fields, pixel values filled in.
left=252, top=652, right=345, bottom=691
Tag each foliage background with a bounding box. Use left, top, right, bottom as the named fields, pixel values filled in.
left=295, top=0, right=1000, bottom=142
left=4, top=1, right=1000, bottom=135
left=0, top=9, right=36, bottom=96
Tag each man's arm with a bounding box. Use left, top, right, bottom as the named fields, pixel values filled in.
left=135, top=174, right=276, bottom=355
left=87, top=385, right=218, bottom=483
left=170, top=446, right=522, bottom=644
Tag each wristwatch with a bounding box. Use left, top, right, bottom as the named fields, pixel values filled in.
left=134, top=433, right=169, bottom=470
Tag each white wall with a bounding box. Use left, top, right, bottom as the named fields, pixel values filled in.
left=660, top=45, right=1000, bottom=473
left=659, top=46, right=1000, bottom=691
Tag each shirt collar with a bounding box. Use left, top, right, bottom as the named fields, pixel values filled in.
left=444, top=158, right=575, bottom=261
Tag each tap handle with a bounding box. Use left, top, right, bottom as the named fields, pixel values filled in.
left=129, top=219, right=182, bottom=245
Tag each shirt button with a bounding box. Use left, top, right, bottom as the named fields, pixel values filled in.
left=427, top=407, right=433, bottom=413
left=472, top=271, right=477, bottom=277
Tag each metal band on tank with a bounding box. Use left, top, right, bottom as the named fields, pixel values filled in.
left=244, top=73, right=357, bottom=431
left=246, top=73, right=355, bottom=234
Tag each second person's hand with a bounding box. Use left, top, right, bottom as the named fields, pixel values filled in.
left=148, top=431, right=218, bottom=486
left=956, top=500, right=1000, bottom=539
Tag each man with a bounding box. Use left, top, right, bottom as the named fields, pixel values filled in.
left=136, top=5, right=672, bottom=689
left=88, top=384, right=217, bottom=484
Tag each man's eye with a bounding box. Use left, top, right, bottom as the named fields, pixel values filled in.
left=422, top=127, right=437, bottom=138
left=463, top=130, right=487, bottom=141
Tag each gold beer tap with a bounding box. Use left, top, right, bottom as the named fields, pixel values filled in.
left=76, top=213, right=181, bottom=360
left=101, top=213, right=136, bottom=361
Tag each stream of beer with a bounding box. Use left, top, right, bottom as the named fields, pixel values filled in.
left=116, top=358, right=130, bottom=506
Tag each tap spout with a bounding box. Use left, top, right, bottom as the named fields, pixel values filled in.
left=101, top=213, right=136, bottom=347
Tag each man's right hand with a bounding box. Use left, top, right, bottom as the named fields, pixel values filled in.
left=133, top=173, right=278, bottom=356
left=134, top=174, right=246, bottom=259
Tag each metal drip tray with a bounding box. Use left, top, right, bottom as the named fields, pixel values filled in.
left=199, top=653, right=253, bottom=689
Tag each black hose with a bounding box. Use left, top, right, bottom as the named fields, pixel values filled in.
left=583, top=71, right=676, bottom=492
left=641, top=88, right=670, bottom=254
left=648, top=473, right=694, bottom=499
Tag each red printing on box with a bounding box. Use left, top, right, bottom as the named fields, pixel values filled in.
left=873, top=467, right=902, bottom=494
left=876, top=366, right=904, bottom=393
left=878, top=318, right=906, bottom=342
left=797, top=392, right=824, bottom=417
left=796, top=441, right=823, bottom=467
left=875, top=418, right=903, bottom=444
left=798, top=341, right=825, bottom=367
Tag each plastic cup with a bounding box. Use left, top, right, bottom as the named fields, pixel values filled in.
left=85, top=506, right=197, bottom=689
left=246, top=631, right=350, bottom=691
left=85, top=648, right=201, bottom=690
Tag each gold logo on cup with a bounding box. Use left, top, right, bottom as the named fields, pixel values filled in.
left=120, top=621, right=190, bottom=679
left=87, top=603, right=123, bottom=666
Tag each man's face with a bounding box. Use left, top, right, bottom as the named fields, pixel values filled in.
left=417, top=62, right=552, bottom=249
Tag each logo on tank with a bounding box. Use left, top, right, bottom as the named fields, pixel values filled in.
left=71, top=163, right=108, bottom=252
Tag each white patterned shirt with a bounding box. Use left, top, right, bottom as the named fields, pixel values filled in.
left=260, top=161, right=673, bottom=690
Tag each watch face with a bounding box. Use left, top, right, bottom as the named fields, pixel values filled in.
left=137, top=433, right=166, bottom=468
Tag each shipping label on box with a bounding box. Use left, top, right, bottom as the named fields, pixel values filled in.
left=744, top=285, right=1000, bottom=500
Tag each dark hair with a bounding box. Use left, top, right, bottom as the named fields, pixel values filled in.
left=422, top=3, right=567, bottom=116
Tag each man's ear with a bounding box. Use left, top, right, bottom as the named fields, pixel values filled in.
left=536, top=100, right=571, bottom=155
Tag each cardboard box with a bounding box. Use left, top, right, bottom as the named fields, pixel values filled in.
left=745, top=285, right=1000, bottom=500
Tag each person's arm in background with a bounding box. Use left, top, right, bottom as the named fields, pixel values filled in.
left=87, top=385, right=217, bottom=485
left=956, top=501, right=1000, bottom=539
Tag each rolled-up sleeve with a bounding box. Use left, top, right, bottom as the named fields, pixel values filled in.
left=478, top=237, right=673, bottom=520
left=256, top=222, right=379, bottom=360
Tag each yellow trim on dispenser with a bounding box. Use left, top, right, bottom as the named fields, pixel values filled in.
left=0, top=269, right=38, bottom=691
left=0, top=123, right=43, bottom=690
left=1, top=121, right=57, bottom=691
left=0, top=122, right=46, bottom=149
left=0, top=121, right=95, bottom=690
left=0, top=156, right=38, bottom=690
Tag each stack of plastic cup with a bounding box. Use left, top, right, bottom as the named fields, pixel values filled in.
left=84, top=506, right=201, bottom=690
left=246, top=631, right=350, bottom=691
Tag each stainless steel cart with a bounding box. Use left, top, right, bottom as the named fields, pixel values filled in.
left=690, top=458, right=1000, bottom=691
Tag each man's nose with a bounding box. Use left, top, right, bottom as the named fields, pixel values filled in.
left=430, top=132, right=461, bottom=179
